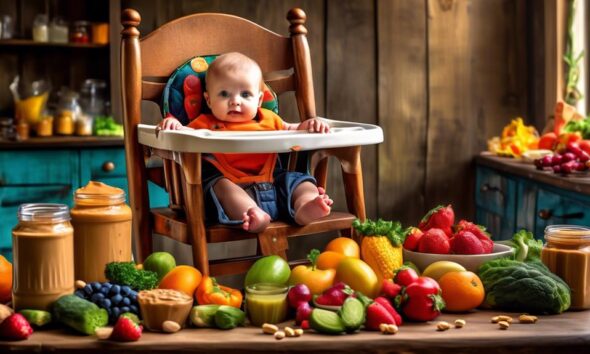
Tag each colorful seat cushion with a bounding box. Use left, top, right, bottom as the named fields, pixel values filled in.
left=161, top=55, right=279, bottom=125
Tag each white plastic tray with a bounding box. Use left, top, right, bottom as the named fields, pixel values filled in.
left=138, top=118, right=383, bottom=153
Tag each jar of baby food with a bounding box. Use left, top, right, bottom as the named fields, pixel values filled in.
left=12, top=203, right=74, bottom=311
left=245, top=283, right=288, bottom=326
left=541, top=225, right=590, bottom=310
left=71, top=181, right=132, bottom=283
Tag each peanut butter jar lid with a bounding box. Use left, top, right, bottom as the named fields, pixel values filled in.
left=544, top=225, right=590, bottom=242
left=18, top=203, right=70, bottom=222
left=74, top=181, right=126, bottom=205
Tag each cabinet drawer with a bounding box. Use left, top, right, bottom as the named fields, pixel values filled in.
left=80, top=148, right=127, bottom=182
left=0, top=150, right=78, bottom=186
left=475, top=166, right=516, bottom=218
left=535, top=189, right=590, bottom=238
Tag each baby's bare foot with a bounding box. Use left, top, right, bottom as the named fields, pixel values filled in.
left=242, top=207, right=271, bottom=233
left=294, top=195, right=332, bottom=225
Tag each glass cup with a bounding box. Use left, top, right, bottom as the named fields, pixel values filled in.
left=245, top=283, right=288, bottom=326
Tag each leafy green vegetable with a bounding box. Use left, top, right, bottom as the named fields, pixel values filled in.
left=93, top=116, right=124, bottom=137
left=564, top=118, right=590, bottom=139
left=478, top=258, right=571, bottom=314
left=505, top=229, right=543, bottom=262
left=352, top=219, right=407, bottom=246
left=104, top=262, right=158, bottom=291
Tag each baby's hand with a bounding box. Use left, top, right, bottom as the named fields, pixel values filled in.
left=156, top=117, right=186, bottom=137
left=298, top=118, right=330, bottom=133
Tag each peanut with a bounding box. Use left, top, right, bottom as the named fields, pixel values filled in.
left=518, top=314, right=538, bottom=324
left=498, top=320, right=510, bottom=330
left=454, top=319, right=466, bottom=328
left=75, top=280, right=87, bottom=289
left=491, top=315, right=513, bottom=323
left=0, top=304, right=14, bottom=323
left=436, top=321, right=451, bottom=331
left=284, top=327, right=295, bottom=337
left=274, top=330, right=285, bottom=340
left=379, top=323, right=398, bottom=334
left=262, top=323, right=279, bottom=335
left=294, top=328, right=304, bottom=337
left=162, top=320, right=181, bottom=333
left=95, top=327, right=113, bottom=340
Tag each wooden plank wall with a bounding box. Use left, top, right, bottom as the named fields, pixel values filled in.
left=121, top=0, right=530, bottom=227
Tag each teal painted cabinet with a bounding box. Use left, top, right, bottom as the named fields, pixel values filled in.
left=0, top=145, right=168, bottom=261
left=475, top=163, right=590, bottom=241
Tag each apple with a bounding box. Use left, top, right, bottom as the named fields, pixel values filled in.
left=288, top=284, right=312, bottom=308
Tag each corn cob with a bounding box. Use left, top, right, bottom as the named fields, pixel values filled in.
left=361, top=235, right=403, bottom=280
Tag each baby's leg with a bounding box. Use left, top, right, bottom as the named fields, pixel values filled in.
left=292, top=182, right=333, bottom=225
left=213, top=178, right=270, bottom=233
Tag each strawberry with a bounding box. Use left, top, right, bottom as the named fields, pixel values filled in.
left=110, top=316, right=142, bottom=342
left=454, top=220, right=494, bottom=253
left=450, top=230, right=484, bottom=254
left=373, top=297, right=402, bottom=326
left=314, top=283, right=351, bottom=306
left=393, top=267, right=419, bottom=287
left=300, top=320, right=310, bottom=330
left=365, top=301, right=396, bottom=331
left=418, top=228, right=450, bottom=254
left=381, top=279, right=402, bottom=299
left=183, top=75, right=203, bottom=120
left=419, top=205, right=455, bottom=237
left=403, top=227, right=423, bottom=251
left=0, top=313, right=33, bottom=340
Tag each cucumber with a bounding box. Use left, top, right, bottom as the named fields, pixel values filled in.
left=309, top=308, right=345, bottom=335
left=53, top=295, right=109, bottom=335
left=214, top=306, right=245, bottom=329
left=19, top=309, right=52, bottom=327
left=338, top=297, right=365, bottom=332
left=190, top=305, right=220, bottom=328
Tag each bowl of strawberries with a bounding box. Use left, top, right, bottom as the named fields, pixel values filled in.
left=402, top=205, right=514, bottom=273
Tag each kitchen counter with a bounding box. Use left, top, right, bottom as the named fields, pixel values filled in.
left=1, top=310, right=588, bottom=353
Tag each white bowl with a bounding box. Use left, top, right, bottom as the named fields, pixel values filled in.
left=521, top=149, right=553, bottom=164
left=403, top=243, right=514, bottom=273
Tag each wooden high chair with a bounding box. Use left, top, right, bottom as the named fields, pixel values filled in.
left=120, top=8, right=370, bottom=276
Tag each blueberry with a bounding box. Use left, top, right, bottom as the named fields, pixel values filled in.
left=120, top=286, right=131, bottom=296
left=122, top=297, right=131, bottom=306
left=91, top=292, right=105, bottom=303
left=74, top=290, right=86, bottom=298
left=83, top=284, right=94, bottom=295
left=120, top=306, right=130, bottom=313
left=102, top=282, right=112, bottom=289
left=99, top=287, right=110, bottom=295
left=101, top=298, right=112, bottom=309
left=111, top=294, right=123, bottom=305
left=129, top=305, right=138, bottom=314
left=91, top=282, right=102, bottom=291
left=109, top=285, right=121, bottom=295
left=111, top=307, right=121, bottom=318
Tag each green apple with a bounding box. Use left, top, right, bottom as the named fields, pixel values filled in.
left=244, top=255, right=291, bottom=287
left=143, top=252, right=176, bottom=281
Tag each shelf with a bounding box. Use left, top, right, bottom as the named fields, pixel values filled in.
left=0, top=39, right=108, bottom=48
left=0, top=136, right=123, bottom=149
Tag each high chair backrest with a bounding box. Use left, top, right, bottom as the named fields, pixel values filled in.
left=120, top=8, right=321, bottom=262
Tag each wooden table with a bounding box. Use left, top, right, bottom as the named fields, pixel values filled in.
left=2, top=310, right=589, bottom=353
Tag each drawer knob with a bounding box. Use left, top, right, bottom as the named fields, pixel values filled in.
left=102, top=161, right=115, bottom=172
left=480, top=183, right=503, bottom=196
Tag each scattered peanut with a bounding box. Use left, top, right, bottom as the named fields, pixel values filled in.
left=284, top=327, right=295, bottom=337
left=436, top=321, right=451, bottom=331
left=379, top=323, right=399, bottom=334
left=262, top=323, right=279, bottom=335
left=518, top=314, right=538, bottom=324
left=294, top=328, right=304, bottom=337
left=94, top=327, right=113, bottom=340
left=274, top=330, right=286, bottom=340
left=491, top=315, right=513, bottom=323
left=75, top=280, right=87, bottom=289
left=498, top=320, right=510, bottom=330
left=162, top=320, right=181, bottom=333
left=454, top=319, right=466, bottom=328
left=0, top=304, right=14, bottom=323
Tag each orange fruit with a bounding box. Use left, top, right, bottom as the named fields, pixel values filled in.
left=438, top=271, right=485, bottom=312
left=190, top=57, right=209, bottom=73
left=325, top=237, right=360, bottom=258
left=316, top=251, right=345, bottom=270
left=158, top=265, right=202, bottom=297
left=0, top=255, right=12, bottom=303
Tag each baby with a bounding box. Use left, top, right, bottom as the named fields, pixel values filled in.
left=158, top=52, right=332, bottom=233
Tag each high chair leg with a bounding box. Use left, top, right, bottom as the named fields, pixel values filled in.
left=257, top=230, right=288, bottom=259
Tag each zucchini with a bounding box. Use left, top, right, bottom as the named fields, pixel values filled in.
left=309, top=308, right=345, bottom=335
left=19, top=309, right=52, bottom=327
left=214, top=305, right=245, bottom=329
left=53, top=295, right=108, bottom=335
left=190, top=305, right=220, bottom=328
left=338, top=297, right=365, bottom=332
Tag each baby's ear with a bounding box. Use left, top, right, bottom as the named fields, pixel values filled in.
left=204, top=92, right=211, bottom=107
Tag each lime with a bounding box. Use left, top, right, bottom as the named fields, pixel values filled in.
left=143, top=252, right=176, bottom=281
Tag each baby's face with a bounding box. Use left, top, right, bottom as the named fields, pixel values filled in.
left=204, top=69, right=263, bottom=123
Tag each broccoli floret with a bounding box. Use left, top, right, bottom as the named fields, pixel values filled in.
left=104, top=262, right=158, bottom=291
left=509, top=230, right=543, bottom=262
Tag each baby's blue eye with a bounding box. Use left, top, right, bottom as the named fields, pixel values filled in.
left=219, top=90, right=229, bottom=98
left=241, top=91, right=252, bottom=98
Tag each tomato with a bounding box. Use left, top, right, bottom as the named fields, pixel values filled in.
left=538, top=132, right=557, bottom=150
left=400, top=276, right=444, bottom=322
left=244, top=255, right=291, bottom=287
left=334, top=257, right=379, bottom=298
left=579, top=140, right=590, bottom=155
left=325, top=237, right=360, bottom=258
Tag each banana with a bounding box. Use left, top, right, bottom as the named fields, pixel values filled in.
left=422, top=261, right=466, bottom=281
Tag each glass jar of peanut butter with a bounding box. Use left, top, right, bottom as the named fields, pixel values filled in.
left=71, top=181, right=132, bottom=283
left=12, top=203, right=74, bottom=311
left=541, top=225, right=590, bottom=310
